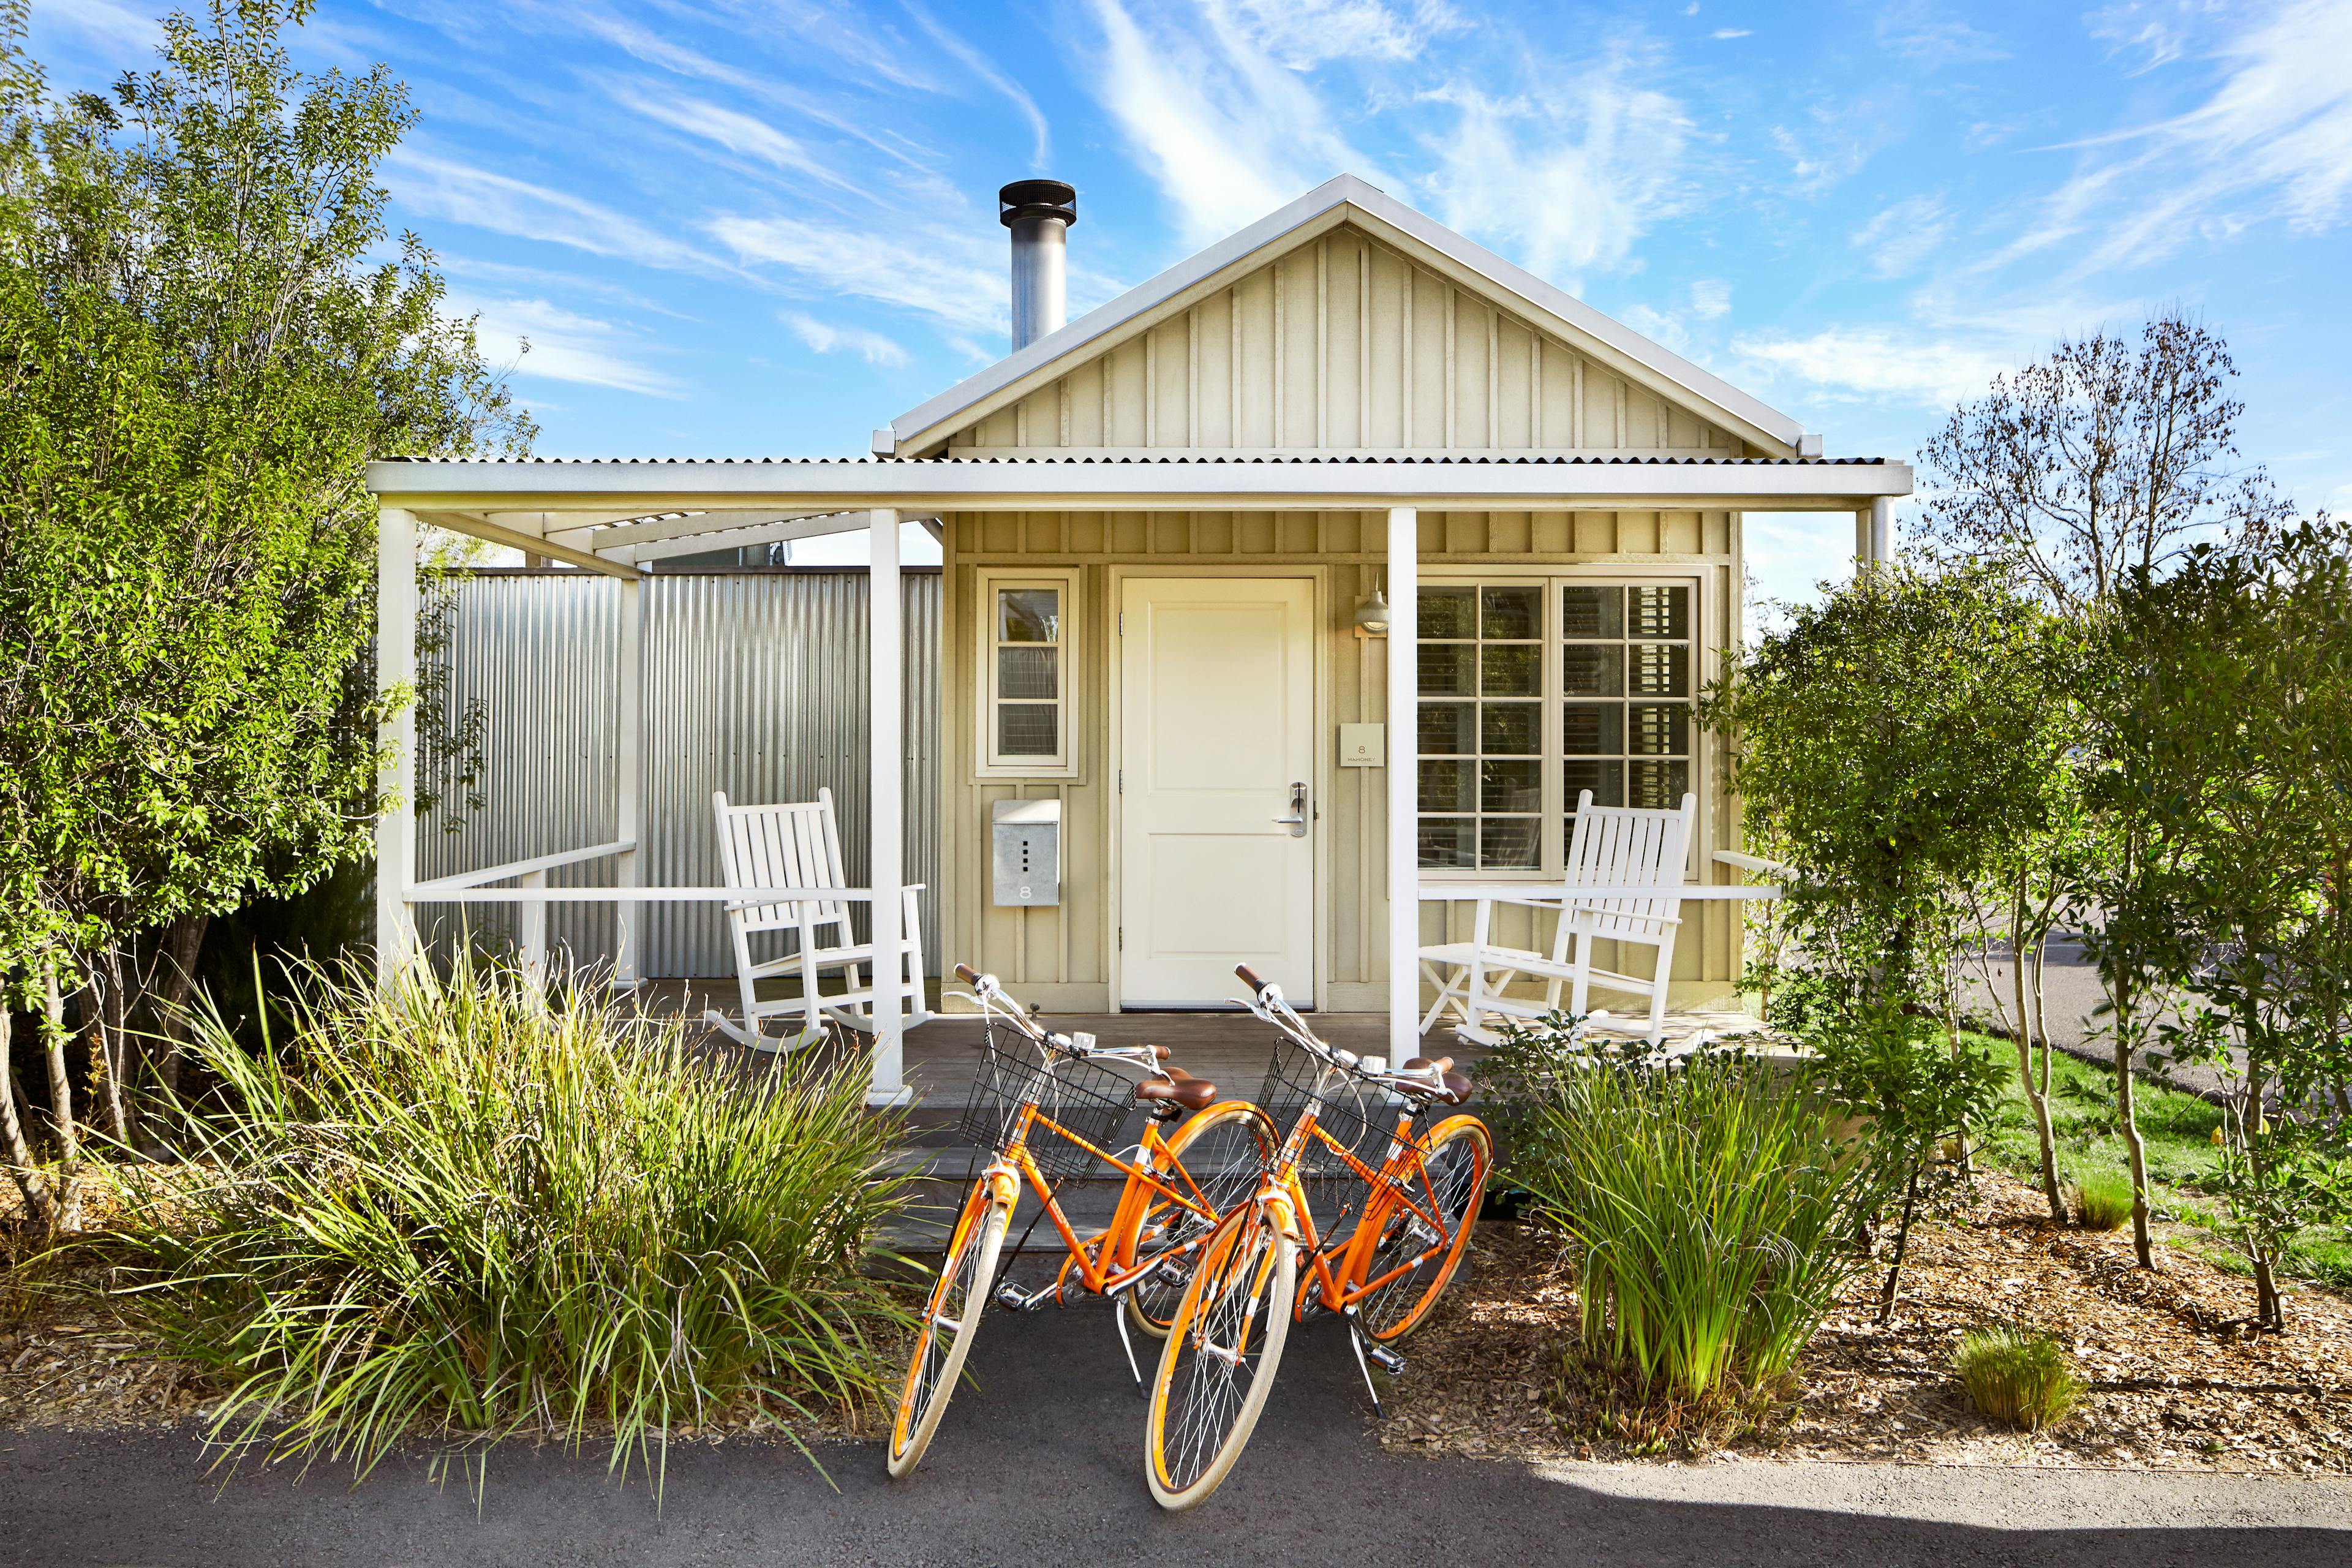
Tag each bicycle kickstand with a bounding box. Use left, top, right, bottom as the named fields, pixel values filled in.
left=1345, top=1311, right=1408, bottom=1419
left=1112, top=1297, right=1145, bottom=1394
left=1345, top=1314, right=1385, bottom=1419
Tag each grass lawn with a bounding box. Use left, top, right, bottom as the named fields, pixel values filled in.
left=1965, top=1032, right=2352, bottom=1289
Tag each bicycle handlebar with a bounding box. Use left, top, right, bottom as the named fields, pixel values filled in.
left=1234, top=962, right=1266, bottom=994
left=953, top=961, right=980, bottom=984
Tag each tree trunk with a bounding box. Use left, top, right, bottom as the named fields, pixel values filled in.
left=2013, top=921, right=2065, bottom=1224
left=96, top=946, right=132, bottom=1148
left=151, top=912, right=208, bottom=1102
left=0, top=1006, right=57, bottom=1237
left=2253, top=1254, right=2283, bottom=1333
left=2112, top=985, right=2155, bottom=1267
left=1877, top=1158, right=1923, bottom=1326
left=41, top=964, right=83, bottom=1232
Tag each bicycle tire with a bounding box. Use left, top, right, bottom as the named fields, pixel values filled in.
left=1350, top=1114, right=1491, bottom=1343
left=886, top=1180, right=1011, bottom=1478
left=1144, top=1202, right=1298, bottom=1510
left=1124, top=1099, right=1279, bottom=1338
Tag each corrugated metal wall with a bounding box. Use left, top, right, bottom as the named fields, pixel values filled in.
left=420, top=568, right=941, bottom=977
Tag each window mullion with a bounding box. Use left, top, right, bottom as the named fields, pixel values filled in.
left=1540, top=575, right=1563, bottom=875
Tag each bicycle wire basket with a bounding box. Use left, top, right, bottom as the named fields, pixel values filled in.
left=1257, top=1037, right=1408, bottom=1234
left=957, top=1022, right=1141, bottom=1183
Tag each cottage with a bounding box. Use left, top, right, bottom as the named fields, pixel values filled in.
left=366, top=174, right=1908, bottom=1102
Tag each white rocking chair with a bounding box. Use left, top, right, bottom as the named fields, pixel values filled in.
left=703, top=788, right=930, bottom=1053
left=1419, top=791, right=1696, bottom=1044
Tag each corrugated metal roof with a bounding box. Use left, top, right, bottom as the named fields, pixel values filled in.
left=379, top=453, right=1890, bottom=467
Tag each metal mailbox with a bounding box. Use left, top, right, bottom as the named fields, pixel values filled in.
left=991, top=799, right=1061, bottom=907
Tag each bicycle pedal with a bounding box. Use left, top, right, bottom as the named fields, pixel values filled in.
left=994, top=1282, right=1033, bottom=1311
left=1365, top=1344, right=1407, bottom=1378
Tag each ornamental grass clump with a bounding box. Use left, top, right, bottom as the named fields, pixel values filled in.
left=2071, top=1169, right=2136, bottom=1232
left=110, top=955, right=910, bottom=1487
left=1953, top=1324, right=2082, bottom=1430
left=1504, top=1033, right=1890, bottom=1422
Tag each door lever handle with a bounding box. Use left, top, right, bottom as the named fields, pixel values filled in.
left=1272, top=781, right=1309, bottom=837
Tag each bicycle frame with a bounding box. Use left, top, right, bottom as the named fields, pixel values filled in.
left=956, top=981, right=1238, bottom=1305
left=1226, top=981, right=1471, bottom=1319
left=979, top=1098, right=1228, bottom=1301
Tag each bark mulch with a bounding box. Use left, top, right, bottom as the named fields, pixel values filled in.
left=1381, top=1172, right=2352, bottom=1474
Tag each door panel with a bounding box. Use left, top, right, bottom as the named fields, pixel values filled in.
left=1120, top=578, right=1315, bottom=1006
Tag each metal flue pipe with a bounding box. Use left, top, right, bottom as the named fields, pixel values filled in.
left=1000, top=179, right=1076, bottom=352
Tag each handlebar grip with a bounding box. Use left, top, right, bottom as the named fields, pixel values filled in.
left=953, top=962, right=980, bottom=984
left=1234, top=963, right=1267, bottom=993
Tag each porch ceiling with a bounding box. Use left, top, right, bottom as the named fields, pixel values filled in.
left=370, top=453, right=1912, bottom=569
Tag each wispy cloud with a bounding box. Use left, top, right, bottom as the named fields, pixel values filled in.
left=456, top=295, right=685, bottom=398
left=386, top=150, right=718, bottom=271
left=710, top=211, right=1006, bottom=334
left=1872, top=1, right=2010, bottom=64
left=1851, top=195, right=1950, bottom=277
left=1219, top=0, right=1462, bottom=68
left=1424, top=62, right=1694, bottom=284
left=1730, top=325, right=2022, bottom=407
left=905, top=2, right=1053, bottom=166
left=1083, top=0, right=1389, bottom=246
left=784, top=311, right=911, bottom=366
left=2015, top=0, right=2352, bottom=276
left=1689, top=278, right=1732, bottom=319
left=1711, top=28, right=1752, bottom=40
left=604, top=83, right=853, bottom=187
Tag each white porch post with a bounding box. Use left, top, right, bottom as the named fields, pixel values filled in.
left=613, top=575, right=644, bottom=987
left=374, top=507, right=419, bottom=987
left=1387, top=505, right=1419, bottom=1057
left=867, top=508, right=911, bottom=1106
left=1856, top=499, right=1893, bottom=567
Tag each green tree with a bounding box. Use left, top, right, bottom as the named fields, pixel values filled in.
left=0, top=0, right=526, bottom=1219
left=2097, top=522, right=2352, bottom=1323
left=1920, top=311, right=2293, bottom=1269
left=1702, top=565, right=2036, bottom=1305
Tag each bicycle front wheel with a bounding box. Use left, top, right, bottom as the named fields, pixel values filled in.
left=1145, top=1203, right=1297, bottom=1510
left=1124, top=1099, right=1278, bottom=1338
left=1351, top=1114, right=1491, bottom=1343
left=887, top=1180, right=1011, bottom=1479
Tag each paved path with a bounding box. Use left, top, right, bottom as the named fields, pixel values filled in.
left=4, top=1302, right=2346, bottom=1567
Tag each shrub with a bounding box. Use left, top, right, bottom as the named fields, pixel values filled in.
left=1953, top=1324, right=2082, bottom=1430
left=110, top=956, right=909, bottom=1486
left=1503, top=1021, right=1893, bottom=1411
left=2072, top=1169, right=2136, bottom=1231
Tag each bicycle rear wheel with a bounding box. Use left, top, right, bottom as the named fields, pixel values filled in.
left=887, top=1180, right=1011, bottom=1478
left=1124, top=1100, right=1278, bottom=1338
left=1351, top=1115, right=1491, bottom=1343
left=1144, top=1203, right=1297, bottom=1510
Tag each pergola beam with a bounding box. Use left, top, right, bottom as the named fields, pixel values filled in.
left=417, top=511, right=641, bottom=579
left=586, top=511, right=869, bottom=558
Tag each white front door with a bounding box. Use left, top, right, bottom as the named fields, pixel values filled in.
left=1118, top=577, right=1316, bottom=1007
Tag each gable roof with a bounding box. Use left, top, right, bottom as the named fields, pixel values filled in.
left=887, top=173, right=1808, bottom=459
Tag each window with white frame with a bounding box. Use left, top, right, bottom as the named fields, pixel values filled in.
left=1417, top=576, right=1698, bottom=872
left=978, top=573, right=1077, bottom=776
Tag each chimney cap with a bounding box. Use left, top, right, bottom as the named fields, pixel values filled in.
left=999, top=179, right=1077, bottom=228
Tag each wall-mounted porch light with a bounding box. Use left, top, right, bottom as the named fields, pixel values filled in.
left=1352, top=585, right=1390, bottom=638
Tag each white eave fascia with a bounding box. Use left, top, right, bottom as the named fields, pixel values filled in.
left=368, top=458, right=1911, bottom=527
left=886, top=173, right=1808, bottom=457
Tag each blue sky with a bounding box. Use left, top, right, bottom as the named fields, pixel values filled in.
left=33, top=1, right=2352, bottom=596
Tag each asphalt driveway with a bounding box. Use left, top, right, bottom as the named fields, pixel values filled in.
left=4, top=1295, right=2348, bottom=1567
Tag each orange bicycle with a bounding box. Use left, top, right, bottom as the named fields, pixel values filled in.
left=887, top=964, right=1276, bottom=1479
left=1144, top=964, right=1491, bottom=1509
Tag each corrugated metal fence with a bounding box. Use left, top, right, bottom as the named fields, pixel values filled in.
left=419, top=568, right=940, bottom=977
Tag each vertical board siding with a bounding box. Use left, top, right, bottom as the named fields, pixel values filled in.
left=940, top=510, right=1744, bottom=1009
left=945, top=227, right=1750, bottom=458
left=420, top=570, right=939, bottom=978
